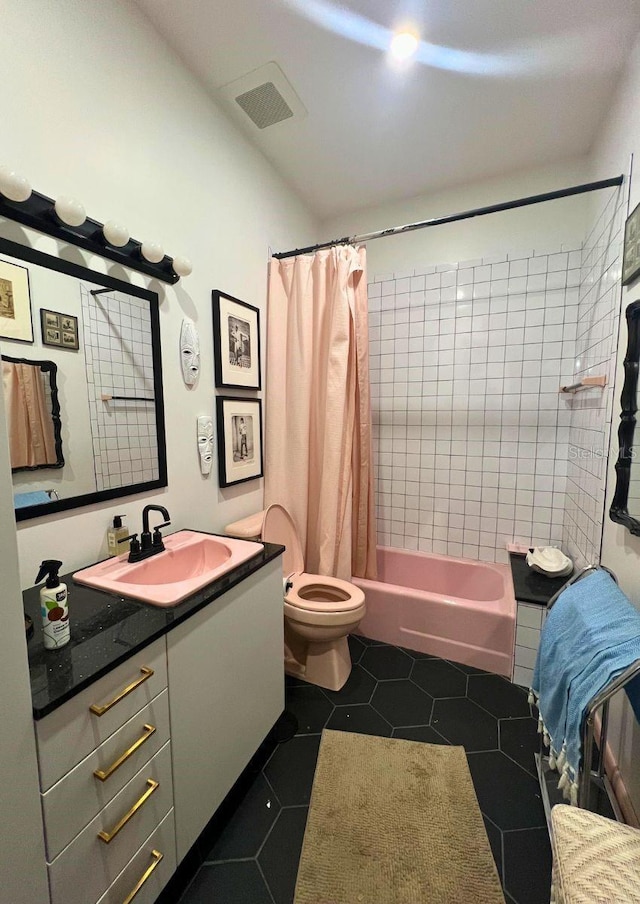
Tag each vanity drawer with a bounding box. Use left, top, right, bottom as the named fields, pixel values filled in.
left=48, top=741, right=173, bottom=904
left=36, top=637, right=168, bottom=790
left=42, top=689, right=170, bottom=861
left=96, top=810, right=176, bottom=904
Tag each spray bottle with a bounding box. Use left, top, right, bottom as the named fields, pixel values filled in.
left=36, top=560, right=69, bottom=650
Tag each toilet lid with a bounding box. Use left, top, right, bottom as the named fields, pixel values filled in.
left=262, top=504, right=305, bottom=576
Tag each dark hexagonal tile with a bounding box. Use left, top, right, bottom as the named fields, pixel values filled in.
left=392, top=725, right=449, bottom=744
left=205, top=774, right=280, bottom=861
left=483, top=816, right=503, bottom=883
left=181, top=861, right=273, bottom=904
left=447, top=659, right=491, bottom=675
left=503, top=827, right=552, bottom=904
left=361, top=644, right=413, bottom=679
left=468, top=674, right=531, bottom=719
left=370, top=679, right=433, bottom=727
left=411, top=658, right=468, bottom=698
left=431, top=698, right=498, bottom=751
left=326, top=703, right=392, bottom=737
left=264, top=735, right=320, bottom=806
left=285, top=684, right=333, bottom=735
left=348, top=633, right=366, bottom=664
left=258, top=807, right=308, bottom=904
left=400, top=646, right=439, bottom=659
left=467, top=751, right=546, bottom=831
left=322, top=663, right=376, bottom=705
left=353, top=634, right=385, bottom=645
left=499, top=717, right=539, bottom=777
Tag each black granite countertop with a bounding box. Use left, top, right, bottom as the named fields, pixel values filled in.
left=24, top=533, right=284, bottom=720
left=509, top=552, right=574, bottom=606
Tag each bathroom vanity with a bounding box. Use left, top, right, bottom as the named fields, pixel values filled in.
left=24, top=537, right=285, bottom=904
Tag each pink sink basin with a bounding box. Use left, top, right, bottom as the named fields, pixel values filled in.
left=73, top=530, right=264, bottom=606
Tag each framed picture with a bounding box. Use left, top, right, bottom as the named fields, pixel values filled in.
left=212, top=290, right=261, bottom=389
left=216, top=396, right=263, bottom=487
left=623, top=201, right=640, bottom=287
left=0, top=258, right=33, bottom=343
left=40, top=309, right=79, bottom=350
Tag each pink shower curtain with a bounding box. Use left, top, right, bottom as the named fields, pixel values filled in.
left=265, top=245, right=377, bottom=581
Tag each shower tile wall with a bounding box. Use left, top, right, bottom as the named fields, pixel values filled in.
left=368, top=248, right=581, bottom=564
left=563, top=188, right=625, bottom=569
left=80, top=288, right=159, bottom=492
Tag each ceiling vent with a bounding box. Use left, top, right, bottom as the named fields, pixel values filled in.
left=219, top=62, right=307, bottom=131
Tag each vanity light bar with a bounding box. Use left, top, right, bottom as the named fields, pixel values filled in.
left=0, top=177, right=191, bottom=285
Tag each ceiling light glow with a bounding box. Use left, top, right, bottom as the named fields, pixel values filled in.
left=390, top=31, right=418, bottom=62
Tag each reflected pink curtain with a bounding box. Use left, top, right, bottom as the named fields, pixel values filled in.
left=265, top=245, right=377, bottom=580
left=2, top=361, right=57, bottom=468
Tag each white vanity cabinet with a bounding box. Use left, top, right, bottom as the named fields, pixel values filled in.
left=34, top=637, right=177, bottom=904
left=167, top=558, right=284, bottom=860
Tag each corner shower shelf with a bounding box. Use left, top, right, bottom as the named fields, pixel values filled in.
left=559, top=375, right=607, bottom=394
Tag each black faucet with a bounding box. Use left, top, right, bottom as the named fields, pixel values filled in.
left=128, top=505, right=171, bottom=563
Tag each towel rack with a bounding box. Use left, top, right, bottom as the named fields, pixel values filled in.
left=535, top=564, right=640, bottom=826
left=559, top=375, right=607, bottom=394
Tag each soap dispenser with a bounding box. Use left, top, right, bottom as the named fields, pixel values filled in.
left=107, top=514, right=130, bottom=557
left=36, top=560, right=69, bottom=650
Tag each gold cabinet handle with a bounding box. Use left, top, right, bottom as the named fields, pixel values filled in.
left=122, top=849, right=163, bottom=904
left=90, top=667, right=154, bottom=716
left=93, top=724, right=157, bottom=782
left=97, top=779, right=159, bottom=844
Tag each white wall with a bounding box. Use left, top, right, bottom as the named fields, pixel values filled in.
left=0, top=0, right=317, bottom=587
left=321, top=160, right=592, bottom=279
left=0, top=358, right=49, bottom=900
left=591, top=33, right=640, bottom=822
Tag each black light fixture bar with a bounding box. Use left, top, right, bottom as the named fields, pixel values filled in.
left=0, top=189, right=179, bottom=284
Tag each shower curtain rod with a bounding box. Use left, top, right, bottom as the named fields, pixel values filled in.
left=272, top=176, right=624, bottom=260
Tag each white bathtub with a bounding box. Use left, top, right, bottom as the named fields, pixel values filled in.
left=353, top=546, right=516, bottom=677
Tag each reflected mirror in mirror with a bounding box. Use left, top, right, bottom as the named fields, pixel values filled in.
left=610, top=299, right=640, bottom=535
left=0, top=233, right=167, bottom=521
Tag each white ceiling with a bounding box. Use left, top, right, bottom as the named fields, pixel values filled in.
left=135, top=0, right=640, bottom=219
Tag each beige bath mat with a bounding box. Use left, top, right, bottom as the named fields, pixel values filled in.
left=294, top=730, right=505, bottom=904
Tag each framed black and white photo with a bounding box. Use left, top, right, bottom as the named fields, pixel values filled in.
left=0, top=259, right=33, bottom=343
left=212, top=290, right=261, bottom=389
left=623, top=201, right=640, bottom=287
left=40, top=309, right=79, bottom=350
left=216, top=396, right=263, bottom=487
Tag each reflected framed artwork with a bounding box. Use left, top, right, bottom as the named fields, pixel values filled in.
left=212, top=290, right=261, bottom=389
left=216, top=396, right=263, bottom=487
left=623, top=201, right=640, bottom=287
left=40, top=309, right=79, bottom=350
left=0, top=258, right=33, bottom=343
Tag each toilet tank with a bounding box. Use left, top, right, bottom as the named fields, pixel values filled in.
left=224, top=510, right=265, bottom=540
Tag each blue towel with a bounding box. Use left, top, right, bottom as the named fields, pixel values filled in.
left=13, top=491, right=52, bottom=509
left=532, top=570, right=640, bottom=797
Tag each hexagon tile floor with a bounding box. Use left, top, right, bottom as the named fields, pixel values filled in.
left=179, top=637, right=551, bottom=904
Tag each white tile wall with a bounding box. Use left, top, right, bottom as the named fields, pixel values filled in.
left=563, top=188, right=625, bottom=569
left=369, top=247, right=580, bottom=563
left=513, top=601, right=547, bottom=687
left=81, top=288, right=159, bottom=492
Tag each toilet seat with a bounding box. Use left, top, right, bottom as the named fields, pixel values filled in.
left=262, top=504, right=364, bottom=613
left=285, top=571, right=365, bottom=614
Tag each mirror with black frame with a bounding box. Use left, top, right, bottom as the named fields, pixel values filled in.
left=610, top=299, right=640, bottom=535
left=0, top=234, right=167, bottom=522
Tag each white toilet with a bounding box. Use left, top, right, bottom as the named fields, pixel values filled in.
left=225, top=504, right=365, bottom=691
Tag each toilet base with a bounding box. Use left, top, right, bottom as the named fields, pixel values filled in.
left=285, top=633, right=353, bottom=692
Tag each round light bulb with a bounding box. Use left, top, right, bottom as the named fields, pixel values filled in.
left=172, top=255, right=193, bottom=277
left=54, top=195, right=86, bottom=227
left=0, top=166, right=32, bottom=202
left=103, top=220, right=130, bottom=247
left=390, top=31, right=419, bottom=61
left=141, top=240, right=165, bottom=264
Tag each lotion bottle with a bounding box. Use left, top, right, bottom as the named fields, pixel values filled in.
left=107, top=514, right=130, bottom=556
left=36, top=560, right=69, bottom=650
